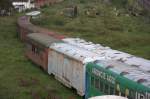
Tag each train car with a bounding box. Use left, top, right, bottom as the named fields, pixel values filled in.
left=48, top=42, right=104, bottom=96
left=25, top=33, right=60, bottom=71
left=17, top=16, right=41, bottom=41
left=17, top=16, right=32, bottom=41
left=63, top=38, right=150, bottom=72
left=17, top=16, right=65, bottom=41
left=85, top=60, right=150, bottom=99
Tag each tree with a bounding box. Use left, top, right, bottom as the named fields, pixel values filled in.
left=0, top=0, right=13, bottom=16
left=0, top=0, right=13, bottom=10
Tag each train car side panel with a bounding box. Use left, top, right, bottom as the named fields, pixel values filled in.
left=48, top=42, right=103, bottom=96
left=85, top=61, right=150, bottom=99
left=25, top=42, right=48, bottom=71
left=48, top=49, right=85, bottom=95
left=25, top=33, right=60, bottom=71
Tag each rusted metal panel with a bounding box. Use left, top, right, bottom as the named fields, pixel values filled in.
left=20, top=27, right=29, bottom=41
left=25, top=35, right=50, bottom=71
left=25, top=33, right=61, bottom=71
left=17, top=16, right=66, bottom=41
left=48, top=42, right=103, bottom=96
left=25, top=43, right=48, bottom=71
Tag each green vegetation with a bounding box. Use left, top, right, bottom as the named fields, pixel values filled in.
left=0, top=15, right=81, bottom=99
left=32, top=0, right=150, bottom=59
left=0, top=0, right=150, bottom=98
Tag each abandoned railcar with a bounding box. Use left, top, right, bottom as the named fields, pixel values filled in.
left=17, top=16, right=65, bottom=41
left=63, top=38, right=150, bottom=72
left=49, top=42, right=104, bottom=96
left=25, top=33, right=60, bottom=71
left=86, top=60, right=150, bottom=99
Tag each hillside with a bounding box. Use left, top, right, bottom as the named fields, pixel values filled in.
left=32, top=0, right=150, bottom=59
left=0, top=15, right=81, bottom=99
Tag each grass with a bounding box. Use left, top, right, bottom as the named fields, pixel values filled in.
left=0, top=1, right=150, bottom=98
left=32, top=0, right=150, bottom=59
left=0, top=15, right=81, bottom=99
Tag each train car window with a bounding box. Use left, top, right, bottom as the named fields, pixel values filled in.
left=31, top=44, right=41, bottom=55
left=104, top=84, right=109, bottom=94
left=99, top=80, right=101, bottom=90
left=35, top=47, right=38, bottom=53
left=91, top=76, right=94, bottom=87
left=121, top=92, right=125, bottom=97
left=32, top=46, right=36, bottom=52
left=139, top=94, right=145, bottom=99
left=110, top=86, right=115, bottom=95
left=129, top=90, right=135, bottom=99
left=100, top=81, right=104, bottom=92
left=95, top=78, right=100, bottom=89
left=115, top=90, right=120, bottom=96
left=33, top=47, right=40, bottom=56
left=36, top=48, right=41, bottom=55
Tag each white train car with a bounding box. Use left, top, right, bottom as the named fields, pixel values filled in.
left=62, top=38, right=150, bottom=72
left=48, top=42, right=104, bottom=96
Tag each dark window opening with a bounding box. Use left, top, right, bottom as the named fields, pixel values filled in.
left=129, top=90, right=135, bottom=99
left=104, top=84, right=109, bottom=94
left=110, top=86, right=115, bottom=95
left=32, top=45, right=35, bottom=52
left=31, top=45, right=40, bottom=55
left=121, top=92, right=125, bottom=97
left=95, top=79, right=99, bottom=89
left=91, top=76, right=94, bottom=86
left=115, top=90, right=120, bottom=96
left=99, top=81, right=103, bottom=92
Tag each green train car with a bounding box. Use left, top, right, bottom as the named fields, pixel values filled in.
left=85, top=60, right=150, bottom=99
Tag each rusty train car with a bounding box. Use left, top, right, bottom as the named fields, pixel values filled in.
left=25, top=33, right=60, bottom=71
left=17, top=16, right=65, bottom=42
left=17, top=15, right=65, bottom=71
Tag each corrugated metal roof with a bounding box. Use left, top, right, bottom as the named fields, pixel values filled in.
left=27, top=33, right=60, bottom=47
left=94, top=60, right=150, bottom=88
left=63, top=38, right=150, bottom=72
left=50, top=43, right=105, bottom=63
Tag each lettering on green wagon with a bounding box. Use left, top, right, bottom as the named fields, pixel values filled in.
left=92, top=68, right=115, bottom=84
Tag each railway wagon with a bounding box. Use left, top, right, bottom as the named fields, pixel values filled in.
left=63, top=38, right=150, bottom=72
left=25, top=33, right=60, bottom=71
left=48, top=42, right=104, bottom=96
left=17, top=16, right=32, bottom=41
left=17, top=16, right=41, bottom=41
left=17, top=16, right=65, bottom=41
left=85, top=60, right=150, bottom=99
